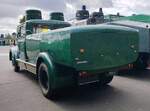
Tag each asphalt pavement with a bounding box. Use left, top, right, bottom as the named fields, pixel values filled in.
left=0, top=46, right=150, bottom=111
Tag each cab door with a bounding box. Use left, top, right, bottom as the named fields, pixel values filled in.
left=26, top=25, right=42, bottom=64
left=17, top=24, right=27, bottom=60
left=26, top=34, right=41, bottom=64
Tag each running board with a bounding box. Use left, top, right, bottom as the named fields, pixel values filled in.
left=79, top=80, right=99, bottom=85
left=16, top=59, right=36, bottom=74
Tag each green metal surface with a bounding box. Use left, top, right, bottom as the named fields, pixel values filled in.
left=123, top=14, right=150, bottom=23
left=109, top=20, right=150, bottom=53
left=70, top=25, right=139, bottom=72
left=25, top=10, right=42, bottom=20
left=50, top=12, right=64, bottom=21
left=36, top=52, right=76, bottom=89
left=26, top=25, right=138, bottom=72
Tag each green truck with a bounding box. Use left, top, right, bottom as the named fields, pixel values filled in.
left=9, top=10, right=139, bottom=99
left=109, top=20, right=150, bottom=69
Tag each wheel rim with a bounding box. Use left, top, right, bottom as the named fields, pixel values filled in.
left=39, top=66, right=49, bottom=93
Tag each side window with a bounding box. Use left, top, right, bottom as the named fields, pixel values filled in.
left=33, top=25, right=51, bottom=34
left=20, top=25, right=25, bottom=37
left=17, top=24, right=25, bottom=38
left=33, top=26, right=38, bottom=34
left=17, top=26, right=21, bottom=38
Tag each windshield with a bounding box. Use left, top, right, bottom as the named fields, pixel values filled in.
left=33, top=25, right=51, bottom=34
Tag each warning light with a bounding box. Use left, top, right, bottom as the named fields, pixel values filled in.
left=79, top=71, right=88, bottom=77
left=80, top=48, right=85, bottom=53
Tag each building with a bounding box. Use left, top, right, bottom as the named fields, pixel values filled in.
left=5, top=33, right=17, bottom=45
left=0, top=33, right=17, bottom=46
left=0, top=34, right=5, bottom=46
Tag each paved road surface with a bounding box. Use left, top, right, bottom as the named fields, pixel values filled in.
left=0, top=46, right=150, bottom=111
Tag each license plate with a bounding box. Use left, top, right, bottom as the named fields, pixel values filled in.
left=78, top=74, right=99, bottom=85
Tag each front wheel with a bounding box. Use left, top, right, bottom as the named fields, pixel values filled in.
left=98, top=73, right=114, bottom=85
left=14, top=62, right=20, bottom=72
left=38, top=63, right=56, bottom=99
left=12, top=56, right=20, bottom=72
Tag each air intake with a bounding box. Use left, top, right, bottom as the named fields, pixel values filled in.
left=25, top=9, right=42, bottom=20
left=76, top=5, right=89, bottom=20
left=50, top=12, right=64, bottom=21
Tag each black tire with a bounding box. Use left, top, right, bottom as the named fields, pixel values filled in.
left=14, top=62, right=20, bottom=72
left=134, top=54, right=149, bottom=70
left=12, top=56, right=20, bottom=72
left=38, top=63, right=56, bottom=99
left=99, top=73, right=113, bottom=85
left=9, top=51, right=12, bottom=61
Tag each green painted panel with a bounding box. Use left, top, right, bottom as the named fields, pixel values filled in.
left=123, top=14, right=150, bottom=23
left=25, top=24, right=138, bottom=73
left=109, top=21, right=150, bottom=53
left=26, top=34, right=40, bottom=63
left=71, top=25, right=139, bottom=71
left=40, top=30, right=72, bottom=66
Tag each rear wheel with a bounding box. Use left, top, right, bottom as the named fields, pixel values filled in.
left=134, top=54, right=149, bottom=69
left=98, top=73, right=114, bottom=85
left=38, top=63, right=56, bottom=99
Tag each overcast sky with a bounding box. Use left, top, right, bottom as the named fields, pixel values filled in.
left=1, top=0, right=150, bottom=34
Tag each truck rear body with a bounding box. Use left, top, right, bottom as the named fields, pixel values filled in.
left=70, top=25, right=139, bottom=72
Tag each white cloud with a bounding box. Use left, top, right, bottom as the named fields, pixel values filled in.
left=1, top=0, right=150, bottom=34
left=0, top=18, right=17, bottom=34
left=112, top=0, right=150, bottom=14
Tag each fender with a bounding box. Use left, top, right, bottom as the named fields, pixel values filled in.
left=36, top=52, right=56, bottom=89
left=9, top=46, right=19, bottom=65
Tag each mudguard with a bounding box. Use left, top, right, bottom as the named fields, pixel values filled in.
left=9, top=46, right=19, bottom=65
left=36, top=53, right=56, bottom=89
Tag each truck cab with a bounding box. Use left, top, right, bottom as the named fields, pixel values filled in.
left=16, top=10, right=70, bottom=61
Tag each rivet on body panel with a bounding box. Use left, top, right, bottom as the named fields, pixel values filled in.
left=75, top=58, right=79, bottom=60
left=116, top=52, right=120, bottom=55
left=130, top=45, right=135, bottom=49
left=100, top=54, right=104, bottom=57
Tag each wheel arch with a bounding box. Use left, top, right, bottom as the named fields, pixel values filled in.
left=9, top=46, right=19, bottom=65
left=36, top=52, right=55, bottom=77
left=36, top=52, right=56, bottom=88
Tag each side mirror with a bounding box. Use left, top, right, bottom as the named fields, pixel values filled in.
left=17, top=32, right=21, bottom=37
left=26, top=30, right=32, bottom=34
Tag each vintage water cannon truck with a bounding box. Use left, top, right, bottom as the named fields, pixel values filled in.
left=70, top=5, right=108, bottom=26
left=9, top=9, right=139, bottom=99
